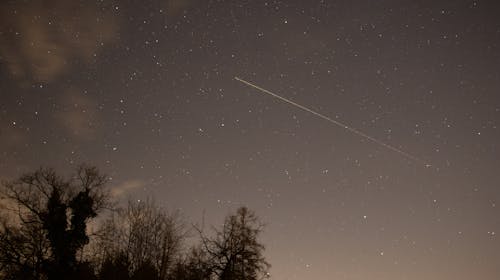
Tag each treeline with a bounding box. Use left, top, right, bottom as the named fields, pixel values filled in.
left=0, top=165, right=270, bottom=280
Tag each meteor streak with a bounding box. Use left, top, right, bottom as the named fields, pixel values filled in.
left=235, top=76, right=430, bottom=167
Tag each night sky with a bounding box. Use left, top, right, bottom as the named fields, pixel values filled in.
left=1, top=0, right=500, bottom=279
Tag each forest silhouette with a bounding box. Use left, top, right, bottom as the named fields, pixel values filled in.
left=0, top=165, right=270, bottom=280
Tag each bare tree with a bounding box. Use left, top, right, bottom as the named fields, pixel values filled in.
left=0, top=216, right=49, bottom=279
left=198, top=207, right=270, bottom=280
left=168, top=246, right=212, bottom=280
left=94, top=199, right=186, bottom=280
left=0, top=165, right=110, bottom=279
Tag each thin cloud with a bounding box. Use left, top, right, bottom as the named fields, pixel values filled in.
left=0, top=1, right=118, bottom=84
left=110, top=179, right=146, bottom=198
left=56, top=88, right=100, bottom=140
left=0, top=120, right=27, bottom=149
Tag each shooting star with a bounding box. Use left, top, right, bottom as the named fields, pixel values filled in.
left=235, top=76, right=431, bottom=167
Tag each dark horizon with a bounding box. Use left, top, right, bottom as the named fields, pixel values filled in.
left=1, top=0, right=500, bottom=279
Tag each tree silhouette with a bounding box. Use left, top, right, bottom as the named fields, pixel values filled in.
left=93, top=199, right=185, bottom=280
left=0, top=165, right=110, bottom=279
left=198, top=207, right=270, bottom=280
left=130, top=259, right=159, bottom=280
left=0, top=166, right=271, bottom=280
left=98, top=253, right=130, bottom=280
left=168, top=246, right=212, bottom=280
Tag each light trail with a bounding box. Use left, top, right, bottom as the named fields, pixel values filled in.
left=235, top=76, right=431, bottom=167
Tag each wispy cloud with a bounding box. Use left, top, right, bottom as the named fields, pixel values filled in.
left=110, top=179, right=146, bottom=198
left=164, top=0, right=194, bottom=16
left=0, top=1, right=118, bottom=84
left=56, top=88, right=100, bottom=140
left=0, top=120, right=27, bottom=149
